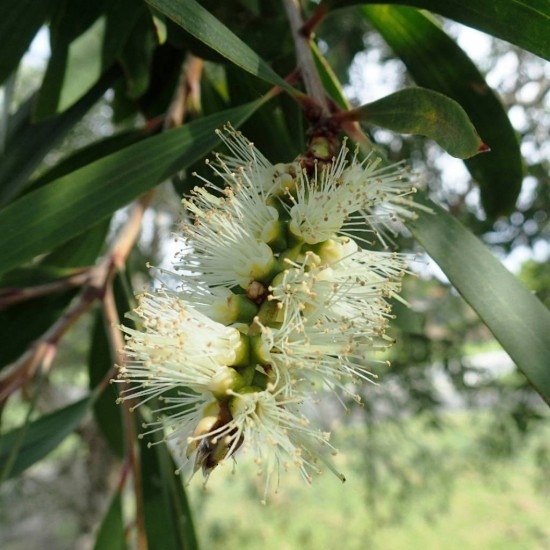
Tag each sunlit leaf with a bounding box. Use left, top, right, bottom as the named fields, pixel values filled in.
left=411, top=195, right=550, bottom=405
left=354, top=87, right=485, bottom=158
left=362, top=5, right=523, bottom=218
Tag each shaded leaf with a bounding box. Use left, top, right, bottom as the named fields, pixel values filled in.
left=0, top=396, right=92, bottom=480
left=0, top=220, right=110, bottom=369
left=0, top=0, right=58, bottom=84
left=89, top=308, right=124, bottom=458
left=411, top=194, right=550, bottom=405
left=35, top=0, right=142, bottom=118
left=145, top=0, right=294, bottom=92
left=0, top=68, right=119, bottom=206
left=140, top=430, right=198, bottom=550
left=328, top=0, right=550, bottom=60
left=362, top=5, right=523, bottom=218
left=93, top=490, right=126, bottom=550
left=0, top=99, right=265, bottom=277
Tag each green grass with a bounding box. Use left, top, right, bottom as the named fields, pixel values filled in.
left=188, top=412, right=550, bottom=549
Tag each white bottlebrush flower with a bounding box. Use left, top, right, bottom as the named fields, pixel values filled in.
left=185, top=387, right=343, bottom=503
left=118, top=126, right=422, bottom=498
left=118, top=289, right=246, bottom=403
left=287, top=144, right=420, bottom=247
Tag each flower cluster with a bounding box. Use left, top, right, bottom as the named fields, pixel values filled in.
left=117, top=127, right=420, bottom=501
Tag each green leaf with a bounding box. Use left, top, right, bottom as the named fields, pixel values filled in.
left=0, top=220, right=109, bottom=370
left=0, top=396, right=92, bottom=480
left=328, top=0, right=550, bottom=61
left=145, top=0, right=294, bottom=92
left=0, top=68, right=119, bottom=206
left=411, top=195, right=550, bottom=405
left=0, top=99, right=265, bottom=277
left=140, top=431, right=198, bottom=550
left=93, top=490, right=126, bottom=550
left=0, top=0, right=58, bottom=84
left=27, top=128, right=149, bottom=192
left=35, top=0, right=143, bottom=118
left=89, top=308, right=124, bottom=458
left=362, top=5, right=523, bottom=218
left=354, top=87, right=485, bottom=159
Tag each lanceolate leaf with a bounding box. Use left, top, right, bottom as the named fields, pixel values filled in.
left=0, top=100, right=265, bottom=277
left=35, top=0, right=143, bottom=119
left=93, top=491, right=126, bottom=550
left=140, top=431, right=198, bottom=550
left=411, top=195, right=550, bottom=405
left=0, top=396, right=93, bottom=480
left=145, top=0, right=294, bottom=92
left=0, top=0, right=58, bottom=84
left=354, top=87, right=485, bottom=158
left=362, top=5, right=523, bottom=218
left=327, top=0, right=550, bottom=61
left=0, top=68, right=119, bottom=206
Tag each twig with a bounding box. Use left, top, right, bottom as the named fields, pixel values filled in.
left=103, top=284, right=148, bottom=550
left=0, top=193, right=153, bottom=404
left=282, top=0, right=330, bottom=117
left=0, top=270, right=90, bottom=311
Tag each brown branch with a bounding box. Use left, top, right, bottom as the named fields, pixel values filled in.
left=0, top=270, right=90, bottom=311
left=282, top=0, right=330, bottom=117
left=0, top=193, right=153, bottom=405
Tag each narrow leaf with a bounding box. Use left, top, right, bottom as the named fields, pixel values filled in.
left=93, top=490, right=126, bottom=550
left=328, top=0, right=550, bottom=60
left=145, top=0, right=294, bottom=92
left=355, top=87, right=485, bottom=158
left=0, top=0, right=57, bottom=84
left=362, top=5, right=523, bottom=218
left=0, top=100, right=264, bottom=277
left=140, top=432, right=198, bottom=550
left=411, top=195, right=550, bottom=405
left=35, top=0, right=143, bottom=118
left=89, top=308, right=124, bottom=458
left=0, top=68, right=119, bottom=206
left=0, top=396, right=92, bottom=479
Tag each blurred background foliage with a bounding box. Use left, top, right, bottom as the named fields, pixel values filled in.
left=0, top=0, right=549, bottom=548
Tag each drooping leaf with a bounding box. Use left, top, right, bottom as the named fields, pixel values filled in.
left=362, top=5, right=523, bottom=218
left=411, top=194, right=550, bottom=405
left=93, top=490, right=126, bottom=550
left=88, top=308, right=124, bottom=458
left=145, top=0, right=294, bottom=92
left=354, top=87, right=485, bottom=158
left=0, top=68, right=119, bottom=206
left=140, top=430, right=198, bottom=550
left=0, top=0, right=58, bottom=84
left=35, top=0, right=143, bottom=119
left=327, top=0, right=550, bottom=61
left=0, top=396, right=92, bottom=480
left=0, top=99, right=265, bottom=277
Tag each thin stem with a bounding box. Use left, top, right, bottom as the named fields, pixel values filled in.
left=282, top=0, right=330, bottom=116
left=104, top=284, right=148, bottom=550
left=0, top=194, right=152, bottom=403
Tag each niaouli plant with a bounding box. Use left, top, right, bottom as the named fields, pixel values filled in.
left=116, top=125, right=422, bottom=502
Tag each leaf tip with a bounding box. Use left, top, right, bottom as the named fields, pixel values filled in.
left=478, top=143, right=491, bottom=153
